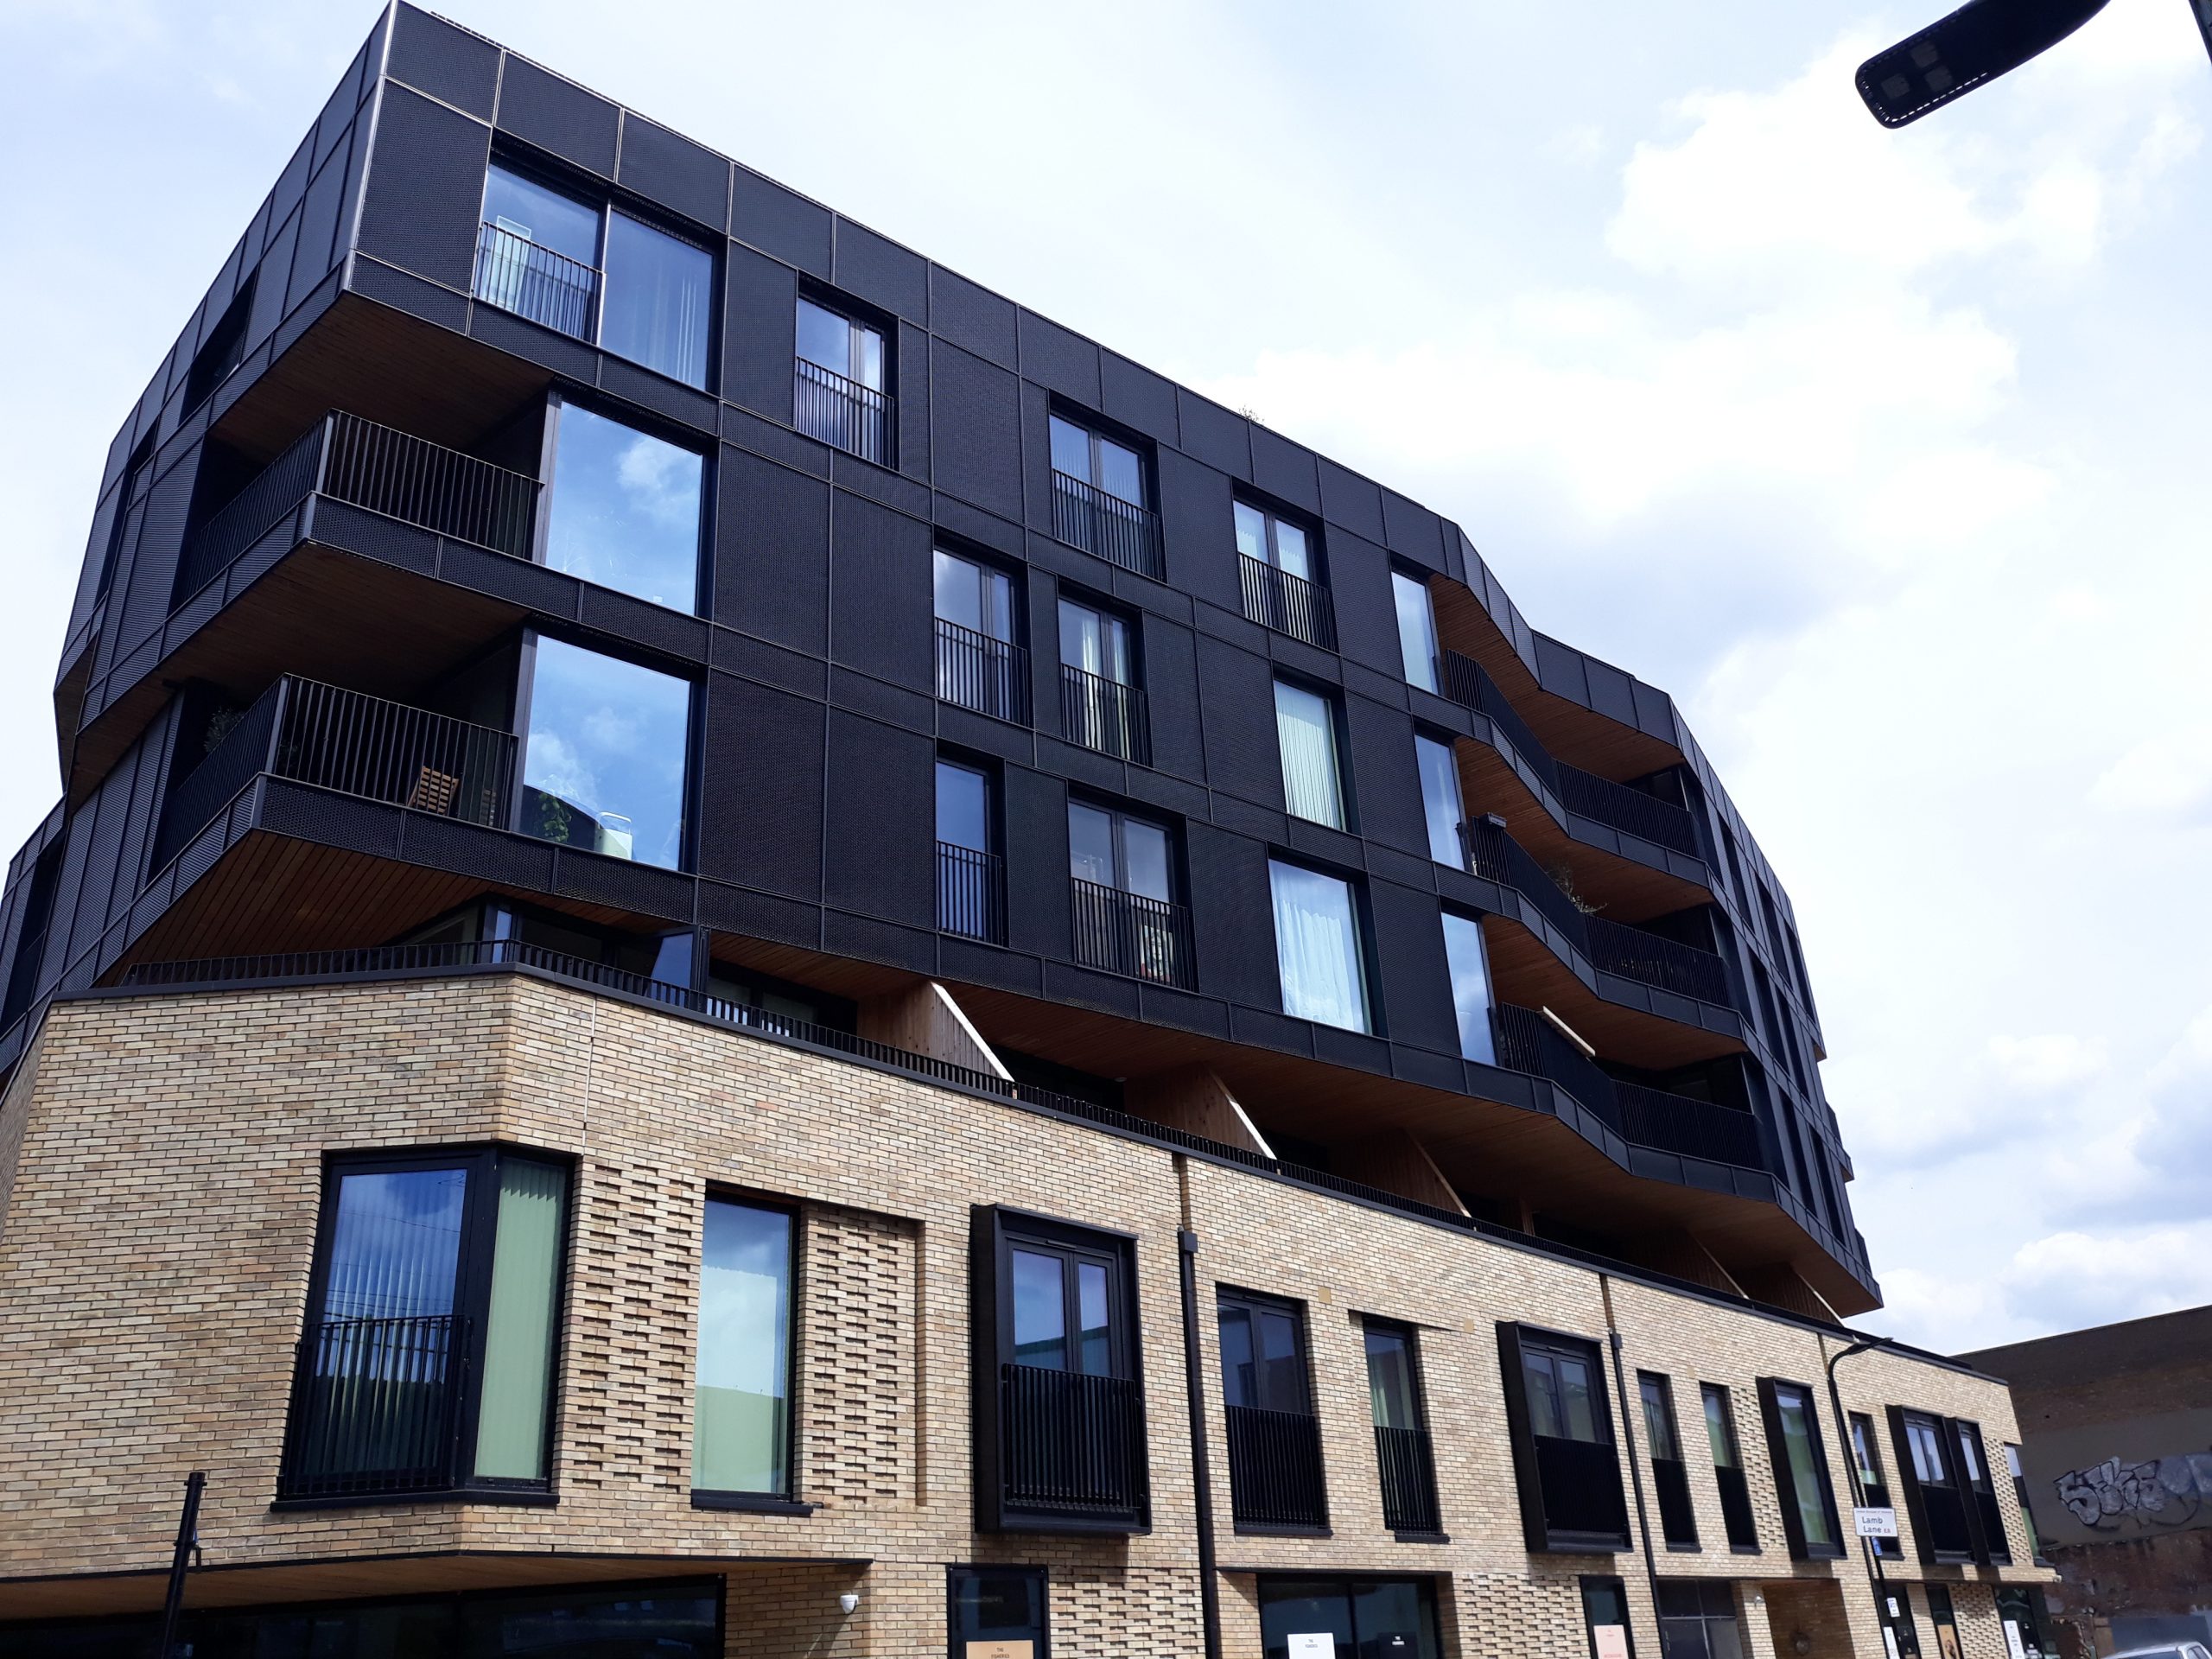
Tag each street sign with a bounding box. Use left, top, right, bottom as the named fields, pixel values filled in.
left=1855, top=1505, right=1901, bottom=1537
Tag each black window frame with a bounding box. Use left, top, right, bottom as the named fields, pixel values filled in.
left=1756, top=1376, right=1846, bottom=1560
left=1579, top=1575, right=1638, bottom=1659
left=937, top=751, right=1006, bottom=944
left=280, top=1142, right=575, bottom=1508
left=1496, top=1323, right=1631, bottom=1554
left=946, top=1565, right=1050, bottom=1659
left=1888, top=1404, right=1977, bottom=1565
left=1361, top=1316, right=1445, bottom=1541
left=1054, top=587, right=1148, bottom=763
left=1847, top=1409, right=1904, bottom=1560
left=931, top=543, right=1029, bottom=724
left=535, top=387, right=714, bottom=617
left=1217, top=1285, right=1330, bottom=1535
left=1698, top=1382, right=1761, bottom=1554
left=1656, top=1581, right=1745, bottom=1659
left=969, top=1205, right=1148, bottom=1535
left=1265, top=852, right=1382, bottom=1038
left=95, top=432, right=158, bottom=601
left=1272, top=672, right=1356, bottom=832
left=181, top=274, right=257, bottom=415
left=2004, top=1440, right=2051, bottom=1567
left=1234, top=493, right=1335, bottom=649
left=1951, top=1416, right=2012, bottom=1566
left=1637, top=1370, right=1700, bottom=1552
left=1047, top=406, right=1152, bottom=510
left=1045, top=405, right=1163, bottom=580
left=688, top=1189, right=810, bottom=1516
left=794, top=283, right=894, bottom=466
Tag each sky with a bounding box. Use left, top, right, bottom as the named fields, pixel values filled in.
left=2, top=0, right=2209, bottom=1353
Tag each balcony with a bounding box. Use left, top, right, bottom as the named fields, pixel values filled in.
left=936, top=619, right=1029, bottom=723
left=1051, top=471, right=1164, bottom=581
left=474, top=219, right=600, bottom=341
left=1491, top=1005, right=1767, bottom=1173
left=278, top=1313, right=468, bottom=1499
left=795, top=358, right=893, bottom=465
left=174, top=411, right=539, bottom=607
left=1060, top=664, right=1148, bottom=765
left=1532, top=1433, right=1631, bottom=1549
left=1238, top=555, right=1337, bottom=651
left=1375, top=1423, right=1442, bottom=1535
left=938, top=842, right=1006, bottom=944
left=1069, top=877, right=1194, bottom=989
left=997, top=1363, right=1147, bottom=1527
left=1651, top=1453, right=1699, bottom=1547
left=152, top=677, right=516, bottom=873
left=1441, top=650, right=1698, bottom=857
left=1225, top=1403, right=1329, bottom=1531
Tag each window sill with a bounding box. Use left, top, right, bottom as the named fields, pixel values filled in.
left=1730, top=1543, right=1764, bottom=1555
left=1392, top=1529, right=1451, bottom=1545
left=691, top=1490, right=817, bottom=1516
left=270, top=1485, right=556, bottom=1513
left=1664, top=1541, right=1704, bottom=1554
left=1233, top=1521, right=1332, bottom=1538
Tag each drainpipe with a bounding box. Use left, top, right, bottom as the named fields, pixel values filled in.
left=1179, top=1218, right=1224, bottom=1659
left=1600, top=1275, right=1668, bottom=1644
left=1825, top=1339, right=1892, bottom=1630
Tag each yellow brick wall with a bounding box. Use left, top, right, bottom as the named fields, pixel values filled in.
left=0, top=976, right=2049, bottom=1657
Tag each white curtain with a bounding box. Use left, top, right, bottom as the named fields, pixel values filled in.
left=1274, top=682, right=1344, bottom=829
left=1270, top=861, right=1367, bottom=1032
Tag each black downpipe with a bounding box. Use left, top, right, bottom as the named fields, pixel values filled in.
left=1602, top=1280, right=1667, bottom=1643
left=156, top=1469, right=206, bottom=1659
left=1179, top=1224, right=1224, bottom=1659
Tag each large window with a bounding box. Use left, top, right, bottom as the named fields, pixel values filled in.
left=1069, top=801, right=1189, bottom=987
left=1274, top=679, right=1345, bottom=829
left=1393, top=569, right=1441, bottom=692
left=1219, top=1288, right=1327, bottom=1531
left=282, top=1148, right=569, bottom=1501
left=1268, top=860, right=1370, bottom=1033
left=1048, top=413, right=1160, bottom=578
left=1640, top=1373, right=1700, bottom=1550
left=518, top=636, right=691, bottom=869
left=1895, top=1406, right=1974, bottom=1562
left=794, top=296, right=889, bottom=462
left=937, top=758, right=1002, bottom=942
left=1759, top=1378, right=1843, bottom=1559
left=543, top=399, right=703, bottom=612
left=1847, top=1411, right=1903, bottom=1560
left=1441, top=911, right=1497, bottom=1065
left=1656, top=1581, right=1745, bottom=1659
left=1259, top=1578, right=1440, bottom=1659
left=693, top=1198, right=794, bottom=1503
left=2005, top=1442, right=2049, bottom=1565
left=477, top=164, right=713, bottom=389
left=1365, top=1320, right=1441, bottom=1535
left=933, top=548, right=1025, bottom=721
left=1954, top=1419, right=2012, bottom=1564
left=1415, top=734, right=1465, bottom=868
left=1236, top=500, right=1333, bottom=648
left=947, top=1568, right=1048, bottom=1657
left=1700, top=1383, right=1759, bottom=1552
left=1499, top=1324, right=1630, bottom=1553
left=1058, top=595, right=1145, bottom=762
left=975, top=1208, right=1147, bottom=1532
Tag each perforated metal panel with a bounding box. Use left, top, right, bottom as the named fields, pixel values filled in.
left=698, top=674, right=823, bottom=901
left=387, top=6, right=498, bottom=118
left=495, top=56, right=619, bottom=176
left=355, top=87, right=493, bottom=292
left=928, top=340, right=1022, bottom=519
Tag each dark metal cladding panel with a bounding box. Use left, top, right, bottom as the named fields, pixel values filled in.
left=1583, top=657, right=1641, bottom=728
left=930, top=340, right=1023, bottom=521
left=895, top=321, right=931, bottom=483
left=576, top=585, right=709, bottom=663
left=710, top=629, right=826, bottom=700
left=731, top=166, right=831, bottom=277
left=697, top=672, right=824, bottom=902
left=716, top=446, right=828, bottom=654
left=1196, top=636, right=1280, bottom=809
left=469, top=303, right=599, bottom=382
left=356, top=86, right=493, bottom=291
left=1001, top=763, right=1069, bottom=962
left=1098, top=353, right=1178, bottom=448
left=616, top=112, right=729, bottom=232
left=348, top=255, right=471, bottom=331
left=493, top=54, right=619, bottom=175
left=1533, top=633, right=1591, bottom=703
left=721, top=242, right=798, bottom=424
left=401, top=812, right=556, bottom=890
left=111, top=452, right=200, bottom=668
left=823, top=710, right=935, bottom=928
left=833, top=219, right=927, bottom=324
left=928, top=266, right=1016, bottom=368
left=1152, top=450, right=1240, bottom=617
left=596, top=358, right=717, bottom=435
left=286, top=130, right=356, bottom=312
left=386, top=4, right=499, bottom=118
left=267, top=132, right=317, bottom=251
left=1344, top=696, right=1427, bottom=859
left=1185, top=823, right=1276, bottom=1009
left=550, top=847, right=694, bottom=922
left=1249, top=427, right=1321, bottom=515
left=698, top=884, right=820, bottom=950
left=1174, top=389, right=1250, bottom=481
left=1016, top=310, right=1100, bottom=407
left=1381, top=489, right=1447, bottom=572
left=939, top=937, right=1041, bottom=998
left=829, top=492, right=932, bottom=694
left=64, top=779, right=125, bottom=968
left=1137, top=613, right=1205, bottom=785
left=1367, top=879, right=1458, bottom=1057
left=823, top=908, right=934, bottom=973
left=1326, top=530, right=1402, bottom=679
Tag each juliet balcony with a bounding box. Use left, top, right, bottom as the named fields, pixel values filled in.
left=1051, top=470, right=1164, bottom=582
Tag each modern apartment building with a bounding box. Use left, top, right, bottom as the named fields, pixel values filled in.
left=0, top=7, right=2054, bottom=1655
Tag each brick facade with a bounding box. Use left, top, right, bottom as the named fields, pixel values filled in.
left=0, top=976, right=2050, bottom=1655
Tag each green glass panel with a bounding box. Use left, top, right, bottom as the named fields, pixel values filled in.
left=473, top=1158, right=568, bottom=1480
left=693, top=1200, right=793, bottom=1493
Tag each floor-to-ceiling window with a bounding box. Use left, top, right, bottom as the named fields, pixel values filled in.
left=543, top=399, right=704, bottom=612
left=1268, top=860, right=1370, bottom=1033
left=518, top=636, right=691, bottom=869
left=692, top=1198, right=794, bottom=1501
left=1440, top=910, right=1497, bottom=1065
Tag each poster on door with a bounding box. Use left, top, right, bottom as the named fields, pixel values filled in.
left=1287, top=1635, right=1336, bottom=1657
left=1593, top=1624, right=1631, bottom=1659
left=2003, top=1621, right=2028, bottom=1659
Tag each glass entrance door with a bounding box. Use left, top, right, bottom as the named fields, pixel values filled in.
left=1259, top=1577, right=1440, bottom=1659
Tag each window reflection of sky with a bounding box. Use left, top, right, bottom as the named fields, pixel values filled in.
left=522, top=637, right=690, bottom=869
left=546, top=404, right=702, bottom=612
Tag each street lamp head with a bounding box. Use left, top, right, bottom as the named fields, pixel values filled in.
left=1856, top=0, right=2113, bottom=127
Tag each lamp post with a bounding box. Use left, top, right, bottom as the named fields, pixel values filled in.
left=1825, top=1342, right=1895, bottom=1641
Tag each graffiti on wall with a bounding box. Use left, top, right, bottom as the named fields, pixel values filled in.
left=2054, top=1451, right=2212, bottom=1530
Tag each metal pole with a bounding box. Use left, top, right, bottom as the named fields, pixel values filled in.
left=1600, top=1277, right=1669, bottom=1648
left=1177, top=1217, right=1224, bottom=1659
left=155, top=1470, right=206, bottom=1659
left=1825, top=1343, right=1894, bottom=1639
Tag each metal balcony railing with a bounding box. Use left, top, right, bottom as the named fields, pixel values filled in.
left=1237, top=555, right=1337, bottom=650
left=1460, top=818, right=1592, bottom=950
left=1225, top=1403, right=1329, bottom=1529
left=1375, top=1424, right=1442, bottom=1534
left=474, top=220, right=600, bottom=341
left=935, top=619, right=1029, bottom=722
left=1533, top=1433, right=1630, bottom=1543
left=1652, top=1454, right=1700, bottom=1546
left=278, top=1313, right=469, bottom=1498
left=173, top=412, right=541, bottom=605
left=794, top=358, right=893, bottom=465
left=1716, top=1464, right=1760, bottom=1549
left=1069, top=877, right=1195, bottom=989
left=938, top=842, right=1006, bottom=943
left=150, top=677, right=518, bottom=873
left=999, top=1363, right=1147, bottom=1521
left=1442, top=650, right=1558, bottom=790
left=1059, top=664, right=1148, bottom=765
left=1051, top=471, right=1164, bottom=581
left=1585, top=915, right=1730, bottom=1004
